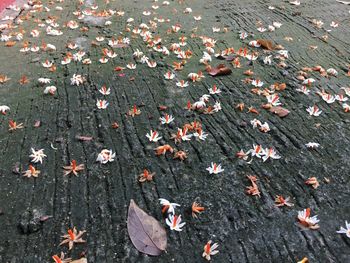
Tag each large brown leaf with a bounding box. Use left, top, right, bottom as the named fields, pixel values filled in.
left=127, top=199, right=167, bottom=256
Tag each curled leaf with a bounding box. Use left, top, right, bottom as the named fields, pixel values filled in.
left=269, top=106, right=290, bottom=117
left=127, top=199, right=167, bottom=256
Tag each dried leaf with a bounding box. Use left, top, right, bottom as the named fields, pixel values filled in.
left=34, top=120, right=41, bottom=128
left=257, top=39, right=274, bottom=50
left=75, top=135, right=93, bottom=141
left=208, top=64, right=232, bottom=76
left=39, top=215, right=53, bottom=222
left=269, top=106, right=290, bottom=117
left=0, top=75, right=10, bottom=84
left=115, top=43, right=129, bottom=48
left=12, top=162, right=21, bottom=174
left=5, top=41, right=16, bottom=47
left=127, top=199, right=167, bottom=256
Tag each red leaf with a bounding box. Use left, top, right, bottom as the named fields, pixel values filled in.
left=127, top=199, right=167, bottom=256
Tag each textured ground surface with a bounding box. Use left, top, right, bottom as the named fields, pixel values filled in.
left=0, top=0, right=349, bottom=262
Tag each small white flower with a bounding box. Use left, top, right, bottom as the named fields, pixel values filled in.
left=96, top=100, right=109, bottom=109
left=296, top=86, right=310, bottom=95
left=199, top=52, right=212, bottom=64
left=0, top=105, right=10, bottom=114
left=99, top=86, right=110, bottom=95
left=257, top=27, right=267, bottom=32
left=277, top=50, right=289, bottom=59
left=305, top=142, right=320, bottom=148
left=262, top=147, right=281, bottom=162
left=327, top=68, right=338, bottom=77
left=336, top=221, right=350, bottom=238
left=306, top=105, right=322, bottom=116
left=297, top=208, right=320, bottom=229
left=70, top=74, right=85, bottom=86
left=99, top=57, right=109, bottom=64
left=30, top=148, right=47, bottom=164
left=146, top=130, right=162, bottom=142
left=240, top=32, right=248, bottom=39
left=176, top=80, right=189, bottom=88
left=273, top=22, right=282, bottom=28
left=42, top=60, right=53, bottom=68
left=133, top=49, right=143, bottom=58
left=166, top=214, right=186, bottom=231
left=147, top=61, right=157, bottom=68
left=206, top=162, right=224, bottom=174
left=126, top=63, right=136, bottom=70
left=251, top=79, right=264, bottom=87
left=251, top=119, right=262, bottom=129
left=266, top=94, right=281, bottom=106
left=268, top=25, right=275, bottom=32
left=184, top=7, right=192, bottom=14
left=335, top=94, right=348, bottom=102
left=44, top=86, right=57, bottom=95
left=208, top=85, right=221, bottom=94
left=96, top=149, right=115, bottom=164
left=330, top=21, right=339, bottom=28
left=202, top=240, right=219, bottom=261
left=342, top=103, right=350, bottom=112
left=259, top=122, right=270, bottom=133
left=193, top=129, right=208, bottom=141
left=213, top=101, right=222, bottom=112
left=159, top=198, right=180, bottom=214
left=263, top=55, right=272, bottom=65
left=247, top=144, right=264, bottom=158
left=159, top=114, right=174, bottom=125
left=164, top=71, right=175, bottom=80
left=302, top=78, right=315, bottom=85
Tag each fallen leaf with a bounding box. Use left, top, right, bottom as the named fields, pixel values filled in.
left=127, top=199, right=167, bottom=256
left=12, top=162, right=21, bottom=174
left=115, top=43, right=129, bottom=48
left=39, top=215, right=53, bottom=222
left=208, top=64, right=232, bottom=76
left=34, top=120, right=41, bottom=128
left=257, top=39, right=274, bottom=50
left=0, top=75, right=10, bottom=83
left=75, top=135, right=93, bottom=141
left=158, top=105, right=167, bottom=111
left=269, top=106, right=290, bottom=117
left=5, top=41, right=16, bottom=47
